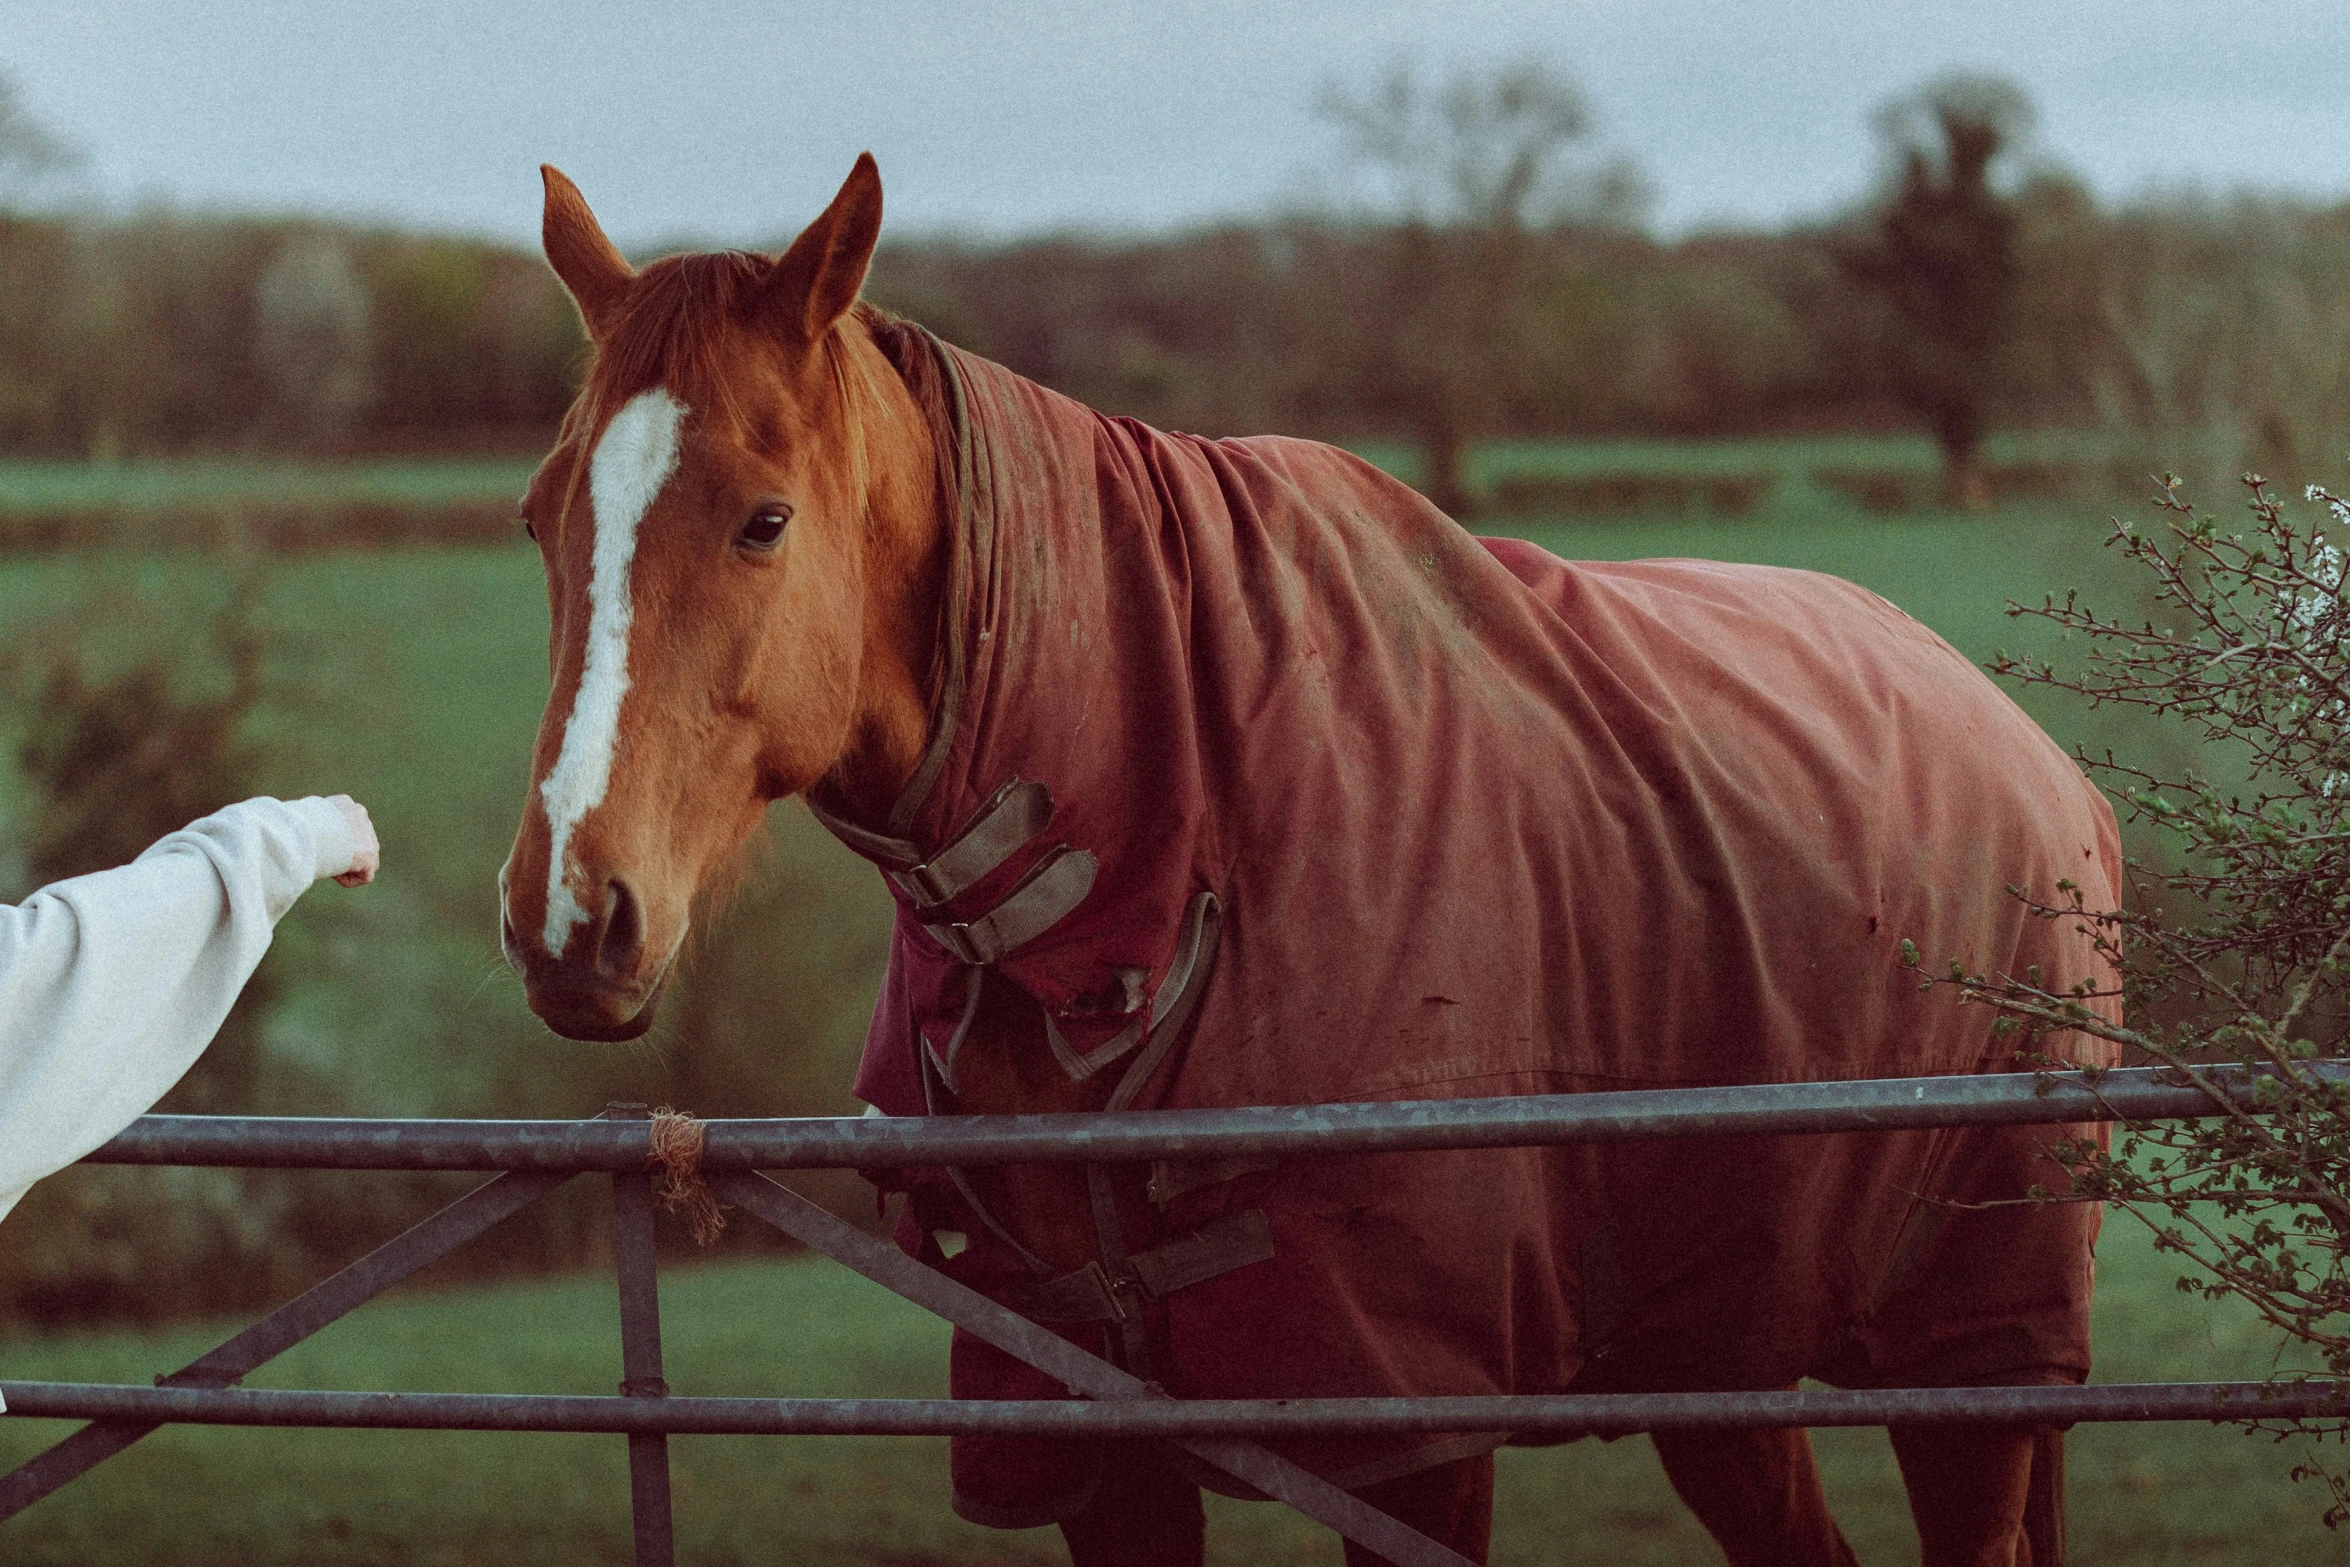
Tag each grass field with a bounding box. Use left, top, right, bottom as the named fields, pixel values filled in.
left=0, top=430, right=2112, bottom=513
left=0, top=1215, right=2338, bottom=1567
left=1358, top=426, right=2133, bottom=485
left=0, top=443, right=2308, bottom=1560
left=0, top=455, right=540, bottom=514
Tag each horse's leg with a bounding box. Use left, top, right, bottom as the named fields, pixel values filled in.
left=1650, top=1424, right=1858, bottom=1567
left=1341, top=1452, right=1496, bottom=1567
left=2021, top=1426, right=2067, bottom=1567
left=1887, top=1423, right=2038, bottom=1567
left=1056, top=1445, right=1206, bottom=1567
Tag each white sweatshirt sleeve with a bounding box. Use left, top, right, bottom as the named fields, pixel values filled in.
left=0, top=795, right=358, bottom=1225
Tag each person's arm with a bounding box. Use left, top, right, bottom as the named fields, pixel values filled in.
left=0, top=795, right=377, bottom=1223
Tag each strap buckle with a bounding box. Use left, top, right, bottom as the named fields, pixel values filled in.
left=927, top=921, right=991, bottom=966
left=1009, top=1211, right=1274, bottom=1325
left=921, top=842, right=1098, bottom=966
left=1014, top=1259, right=1131, bottom=1325
left=888, top=777, right=1056, bottom=910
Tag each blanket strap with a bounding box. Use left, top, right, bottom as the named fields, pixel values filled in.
left=809, top=776, right=1067, bottom=940
left=921, top=895, right=1227, bottom=1297
left=803, top=798, right=921, bottom=865
left=814, top=774, right=1101, bottom=971
left=1014, top=1210, right=1275, bottom=1324
left=1082, top=893, right=1226, bottom=1373
left=1147, top=1153, right=1280, bottom=1208
left=1103, top=892, right=1222, bottom=1115
left=888, top=777, right=1055, bottom=908
left=920, top=969, right=1061, bottom=1280
left=1043, top=1010, right=1144, bottom=1082
left=924, top=843, right=1098, bottom=966
left=1041, top=884, right=1220, bottom=1083
left=910, top=878, right=1236, bottom=1377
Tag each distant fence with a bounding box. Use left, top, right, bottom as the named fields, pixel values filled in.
left=0, top=501, right=524, bottom=553
left=1479, top=459, right=2161, bottom=520
left=3, top=1065, right=2343, bottom=1567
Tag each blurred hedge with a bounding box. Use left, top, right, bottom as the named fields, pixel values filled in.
left=0, top=567, right=892, bottom=1326
left=0, top=190, right=2342, bottom=498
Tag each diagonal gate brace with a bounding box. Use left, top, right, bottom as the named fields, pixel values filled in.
left=707, top=1170, right=1476, bottom=1567
left=0, top=1168, right=572, bottom=1520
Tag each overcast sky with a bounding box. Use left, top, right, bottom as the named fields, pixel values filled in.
left=3, top=0, right=2346, bottom=250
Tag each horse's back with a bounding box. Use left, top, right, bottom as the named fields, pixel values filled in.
left=1166, top=438, right=2118, bottom=1107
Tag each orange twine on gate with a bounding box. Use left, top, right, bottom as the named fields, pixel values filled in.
left=648, top=1107, right=726, bottom=1246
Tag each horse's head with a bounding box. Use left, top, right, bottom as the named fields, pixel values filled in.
left=501, top=156, right=943, bottom=1041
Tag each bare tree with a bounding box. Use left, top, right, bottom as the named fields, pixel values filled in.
left=1314, top=59, right=1646, bottom=517
left=255, top=232, right=375, bottom=447
left=0, top=68, right=80, bottom=209
left=1838, top=74, right=2032, bottom=509
left=1920, top=475, right=2350, bottom=1520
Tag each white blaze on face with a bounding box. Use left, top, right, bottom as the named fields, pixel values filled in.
left=539, top=387, right=688, bottom=957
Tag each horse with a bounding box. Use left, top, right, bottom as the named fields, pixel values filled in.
left=499, top=154, right=2120, bottom=1567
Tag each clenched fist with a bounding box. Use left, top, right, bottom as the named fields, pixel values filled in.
left=329, top=795, right=380, bottom=887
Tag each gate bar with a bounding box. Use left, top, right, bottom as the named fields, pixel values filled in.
left=0, top=1169, right=571, bottom=1521
left=79, top=1063, right=2350, bottom=1172
left=5, top=1380, right=2343, bottom=1435
left=709, top=1171, right=1474, bottom=1567
left=607, top=1106, right=676, bottom=1567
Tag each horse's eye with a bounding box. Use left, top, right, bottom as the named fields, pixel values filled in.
left=521, top=516, right=537, bottom=542
left=738, top=504, right=791, bottom=551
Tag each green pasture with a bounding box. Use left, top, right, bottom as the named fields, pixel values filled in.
left=0, top=1218, right=2338, bottom=1566
left=0, top=427, right=2136, bottom=519
left=0, top=455, right=539, bottom=515
left=1352, top=426, right=2132, bottom=486
left=0, top=490, right=2173, bottom=1126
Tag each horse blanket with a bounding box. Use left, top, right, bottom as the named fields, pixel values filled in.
left=812, top=332, right=2121, bottom=1524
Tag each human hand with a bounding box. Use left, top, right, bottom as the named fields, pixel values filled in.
left=329, top=795, right=380, bottom=887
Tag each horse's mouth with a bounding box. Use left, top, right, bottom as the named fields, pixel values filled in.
left=543, top=990, right=664, bottom=1042
left=527, top=971, right=671, bottom=1043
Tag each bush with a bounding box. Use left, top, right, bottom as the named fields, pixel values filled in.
left=0, top=581, right=321, bottom=1320
left=1920, top=472, right=2350, bottom=1519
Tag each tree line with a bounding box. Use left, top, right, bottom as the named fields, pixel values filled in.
left=0, top=67, right=2346, bottom=513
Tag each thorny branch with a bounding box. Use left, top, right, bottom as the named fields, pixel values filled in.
left=1910, top=474, right=2350, bottom=1522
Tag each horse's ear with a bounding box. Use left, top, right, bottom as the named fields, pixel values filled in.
left=757, top=152, right=883, bottom=343
left=540, top=164, right=635, bottom=342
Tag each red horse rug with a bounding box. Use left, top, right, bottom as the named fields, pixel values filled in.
left=810, top=331, right=2120, bottom=1525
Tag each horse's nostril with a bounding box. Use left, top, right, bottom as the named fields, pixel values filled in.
left=597, top=878, right=646, bottom=981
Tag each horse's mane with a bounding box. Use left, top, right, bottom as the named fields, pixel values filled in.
left=856, top=304, right=960, bottom=532
left=856, top=304, right=963, bottom=766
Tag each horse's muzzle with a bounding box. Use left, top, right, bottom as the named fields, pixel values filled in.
left=501, top=876, right=672, bottom=1042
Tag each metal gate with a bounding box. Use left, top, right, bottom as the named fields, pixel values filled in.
left=2, top=1065, right=2342, bottom=1567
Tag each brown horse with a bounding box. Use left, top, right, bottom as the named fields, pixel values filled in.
left=501, top=156, right=2117, bottom=1567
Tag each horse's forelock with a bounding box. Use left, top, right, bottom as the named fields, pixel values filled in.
left=571, top=251, right=770, bottom=443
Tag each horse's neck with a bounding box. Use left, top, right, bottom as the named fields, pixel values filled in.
left=822, top=323, right=950, bottom=824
